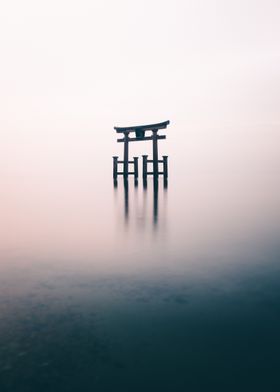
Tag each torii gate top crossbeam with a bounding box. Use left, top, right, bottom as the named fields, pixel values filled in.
left=114, top=120, right=170, bottom=133
left=114, top=120, right=170, bottom=143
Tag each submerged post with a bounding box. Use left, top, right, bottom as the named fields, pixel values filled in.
left=142, top=155, right=148, bottom=179
left=133, top=157, right=139, bottom=178
left=163, top=156, right=168, bottom=179
left=113, top=156, right=118, bottom=179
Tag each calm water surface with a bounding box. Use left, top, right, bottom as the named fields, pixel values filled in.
left=1, top=134, right=280, bottom=391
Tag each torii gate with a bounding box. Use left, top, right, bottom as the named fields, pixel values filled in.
left=113, top=120, right=169, bottom=179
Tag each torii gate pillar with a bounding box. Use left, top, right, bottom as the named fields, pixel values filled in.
left=123, top=131, right=129, bottom=178
left=152, top=129, right=159, bottom=177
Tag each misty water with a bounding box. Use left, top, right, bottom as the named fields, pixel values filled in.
left=1, top=129, right=280, bottom=392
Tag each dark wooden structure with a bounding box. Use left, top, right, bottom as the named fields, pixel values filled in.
left=113, top=120, right=169, bottom=179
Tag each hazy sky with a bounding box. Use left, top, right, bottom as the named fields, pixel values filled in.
left=0, top=0, right=279, bottom=166
left=0, top=0, right=279, bottom=270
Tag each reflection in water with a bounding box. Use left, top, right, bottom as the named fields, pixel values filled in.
left=1, top=132, right=280, bottom=391
left=114, top=177, right=168, bottom=229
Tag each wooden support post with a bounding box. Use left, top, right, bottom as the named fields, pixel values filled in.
left=142, top=155, right=148, bottom=179
left=152, top=130, right=159, bottom=177
left=123, top=132, right=129, bottom=178
left=113, top=156, right=118, bottom=179
left=133, top=157, right=139, bottom=178
left=163, top=155, right=168, bottom=179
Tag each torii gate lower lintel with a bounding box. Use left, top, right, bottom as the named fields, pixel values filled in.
left=113, top=120, right=169, bottom=179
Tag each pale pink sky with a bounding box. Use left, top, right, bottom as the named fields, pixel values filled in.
left=1, top=1, right=279, bottom=133
left=0, top=1, right=280, bottom=277
left=0, top=0, right=279, bottom=186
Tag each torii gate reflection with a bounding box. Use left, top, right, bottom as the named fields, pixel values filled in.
left=114, top=177, right=168, bottom=228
